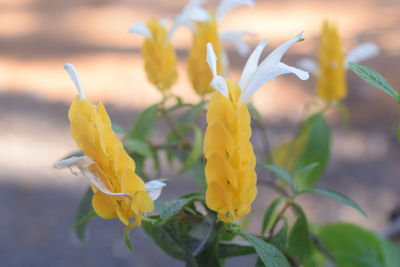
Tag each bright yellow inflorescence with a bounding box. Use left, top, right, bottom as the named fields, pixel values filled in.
left=204, top=80, right=257, bottom=222
left=317, top=21, right=346, bottom=101
left=188, top=14, right=223, bottom=96
left=69, top=96, right=154, bottom=226
left=142, top=20, right=178, bottom=92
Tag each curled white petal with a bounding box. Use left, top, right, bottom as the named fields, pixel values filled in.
left=128, top=21, right=151, bottom=38
left=55, top=156, right=131, bottom=199
left=217, top=0, right=255, bottom=21
left=54, top=156, right=93, bottom=169
left=240, top=32, right=309, bottom=101
left=169, top=0, right=210, bottom=38
left=64, top=63, right=85, bottom=99
left=238, top=40, right=267, bottom=90
left=145, top=180, right=166, bottom=200
left=206, top=42, right=218, bottom=77
left=297, top=58, right=318, bottom=76
left=345, top=42, right=379, bottom=67
left=220, top=31, right=252, bottom=56
left=211, top=76, right=229, bottom=98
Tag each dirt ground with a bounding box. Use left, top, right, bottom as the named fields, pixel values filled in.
left=0, top=0, right=399, bottom=266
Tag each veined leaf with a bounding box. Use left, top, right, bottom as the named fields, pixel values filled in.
left=155, top=197, right=197, bottom=225
left=236, top=230, right=290, bottom=267
left=127, top=103, right=159, bottom=140
left=349, top=62, right=399, bottom=102
left=297, top=187, right=367, bottom=217
left=218, top=241, right=255, bottom=258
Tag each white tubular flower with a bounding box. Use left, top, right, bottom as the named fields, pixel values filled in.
left=298, top=42, right=379, bottom=76
left=169, top=0, right=210, bottom=37
left=345, top=42, right=379, bottom=66
left=239, top=32, right=309, bottom=101
left=145, top=180, right=166, bottom=200
left=206, top=43, right=229, bottom=97
left=64, top=64, right=85, bottom=99
left=216, top=0, right=255, bottom=21
left=220, top=31, right=253, bottom=56
left=55, top=156, right=131, bottom=199
left=128, top=21, right=151, bottom=38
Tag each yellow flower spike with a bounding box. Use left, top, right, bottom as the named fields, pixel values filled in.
left=317, top=21, right=346, bottom=101
left=188, top=14, right=223, bottom=95
left=205, top=33, right=309, bottom=222
left=129, top=20, right=178, bottom=93
left=55, top=64, right=167, bottom=226
left=298, top=20, right=379, bottom=101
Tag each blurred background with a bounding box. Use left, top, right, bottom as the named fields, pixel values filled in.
left=0, top=0, right=399, bottom=266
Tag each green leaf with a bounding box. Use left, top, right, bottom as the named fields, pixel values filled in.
left=236, top=230, right=290, bottom=267
left=124, top=139, right=153, bottom=157
left=218, top=241, right=255, bottom=258
left=179, top=125, right=203, bottom=173
left=124, top=227, right=134, bottom=252
left=142, top=220, right=186, bottom=260
left=155, top=197, right=197, bottom=225
left=270, top=219, right=288, bottom=252
left=297, top=187, right=367, bottom=217
left=296, top=114, right=331, bottom=189
left=72, top=211, right=97, bottom=229
left=127, top=103, right=159, bottom=140
left=262, top=164, right=293, bottom=186
left=73, top=188, right=94, bottom=242
left=287, top=204, right=313, bottom=263
left=349, top=62, right=399, bottom=102
left=261, top=197, right=287, bottom=236
left=112, top=124, right=126, bottom=134
left=318, top=223, right=396, bottom=267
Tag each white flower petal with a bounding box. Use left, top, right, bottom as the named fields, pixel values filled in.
left=216, top=0, right=255, bottom=21
left=54, top=156, right=93, bottom=169
left=64, top=63, right=85, bottom=99
left=206, top=42, right=218, bottom=77
left=55, top=156, right=131, bottom=199
left=145, top=180, right=166, bottom=200
left=128, top=21, right=151, bottom=38
left=169, top=0, right=210, bottom=38
left=345, top=42, right=379, bottom=66
left=211, top=76, right=229, bottom=98
left=240, top=32, right=308, bottom=101
left=238, top=40, right=267, bottom=90
left=220, top=31, right=252, bottom=56
left=297, top=58, right=318, bottom=76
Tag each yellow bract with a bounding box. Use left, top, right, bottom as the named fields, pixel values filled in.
left=142, top=20, right=178, bottom=92
left=188, top=14, right=223, bottom=96
left=69, top=96, right=154, bottom=225
left=317, top=21, right=346, bottom=101
left=204, top=81, right=257, bottom=222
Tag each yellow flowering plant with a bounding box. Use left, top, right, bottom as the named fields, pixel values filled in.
left=54, top=1, right=400, bottom=266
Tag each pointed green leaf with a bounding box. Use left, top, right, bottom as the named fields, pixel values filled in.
left=287, top=204, right=313, bottom=263
left=261, top=197, right=287, bottom=235
left=296, top=114, right=331, bottom=189
left=270, top=219, right=288, bottom=252
left=74, top=188, right=94, bottom=242
left=123, top=227, right=134, bottom=252
left=155, top=197, right=197, bottom=225
left=262, top=164, right=293, bottom=185
left=127, top=103, right=159, bottom=140
left=124, top=139, right=153, bottom=157
left=179, top=125, right=203, bottom=173
left=297, top=187, right=367, bottom=217
left=237, top=230, right=290, bottom=267
left=349, top=62, right=399, bottom=102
